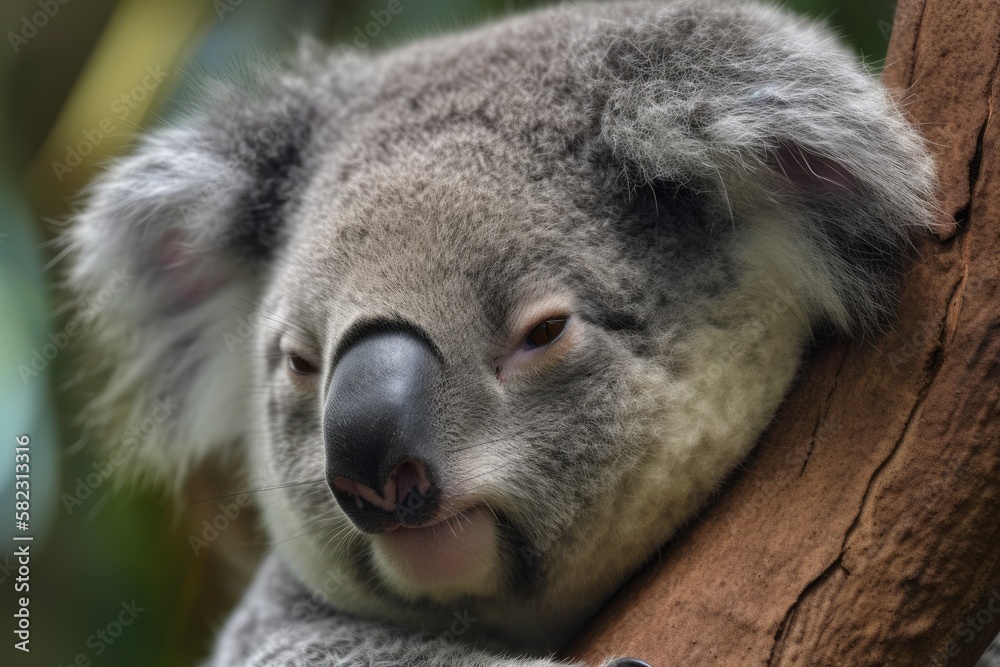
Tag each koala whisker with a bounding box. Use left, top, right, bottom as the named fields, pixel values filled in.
left=186, top=477, right=326, bottom=506
left=226, top=382, right=305, bottom=399
left=448, top=435, right=514, bottom=454
left=223, top=288, right=318, bottom=340
left=320, top=525, right=351, bottom=560
left=263, top=518, right=346, bottom=557
left=483, top=322, right=510, bottom=351
left=264, top=512, right=346, bottom=552
left=228, top=381, right=285, bottom=391
left=218, top=296, right=313, bottom=336
left=320, top=521, right=370, bottom=561
left=451, top=458, right=527, bottom=487
left=283, top=509, right=341, bottom=535
left=274, top=506, right=342, bottom=537
left=220, top=302, right=321, bottom=352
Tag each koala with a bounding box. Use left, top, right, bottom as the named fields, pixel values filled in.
left=67, top=0, right=993, bottom=665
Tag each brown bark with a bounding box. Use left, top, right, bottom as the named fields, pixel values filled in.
left=566, top=1, right=1000, bottom=665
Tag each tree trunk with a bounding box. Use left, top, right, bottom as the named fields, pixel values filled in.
left=566, top=1, right=1000, bottom=665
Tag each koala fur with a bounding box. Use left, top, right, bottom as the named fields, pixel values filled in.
left=67, top=0, right=992, bottom=665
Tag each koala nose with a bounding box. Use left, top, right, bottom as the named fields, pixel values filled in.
left=323, top=329, right=441, bottom=533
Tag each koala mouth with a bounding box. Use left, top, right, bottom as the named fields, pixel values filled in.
left=371, top=504, right=500, bottom=589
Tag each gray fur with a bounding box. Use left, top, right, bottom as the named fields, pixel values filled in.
left=980, top=642, right=1000, bottom=667
left=66, top=1, right=972, bottom=665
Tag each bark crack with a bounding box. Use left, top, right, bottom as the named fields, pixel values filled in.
left=767, top=557, right=850, bottom=665
left=953, top=22, right=996, bottom=231
left=799, top=346, right=849, bottom=476
left=956, top=113, right=990, bottom=231
left=766, top=267, right=962, bottom=664
left=901, top=0, right=928, bottom=89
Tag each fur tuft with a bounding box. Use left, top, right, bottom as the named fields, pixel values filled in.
left=66, top=59, right=332, bottom=484
left=591, top=0, right=936, bottom=334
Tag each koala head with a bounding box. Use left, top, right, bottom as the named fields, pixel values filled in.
left=68, top=0, right=934, bottom=654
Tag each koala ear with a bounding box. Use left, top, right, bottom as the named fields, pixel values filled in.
left=67, top=62, right=323, bottom=486
left=597, top=4, right=936, bottom=333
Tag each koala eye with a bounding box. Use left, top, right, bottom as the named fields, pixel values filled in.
left=287, top=354, right=318, bottom=376
left=524, top=318, right=567, bottom=349
left=495, top=303, right=574, bottom=383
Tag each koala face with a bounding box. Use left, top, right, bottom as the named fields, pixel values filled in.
left=68, top=0, right=935, bottom=655
left=255, top=132, right=752, bottom=646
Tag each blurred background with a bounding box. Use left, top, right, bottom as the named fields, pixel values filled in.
left=0, top=0, right=896, bottom=665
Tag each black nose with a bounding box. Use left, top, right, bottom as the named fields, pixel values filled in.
left=323, top=329, right=441, bottom=533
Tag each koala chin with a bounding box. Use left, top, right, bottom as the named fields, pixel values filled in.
left=68, top=1, right=940, bottom=665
